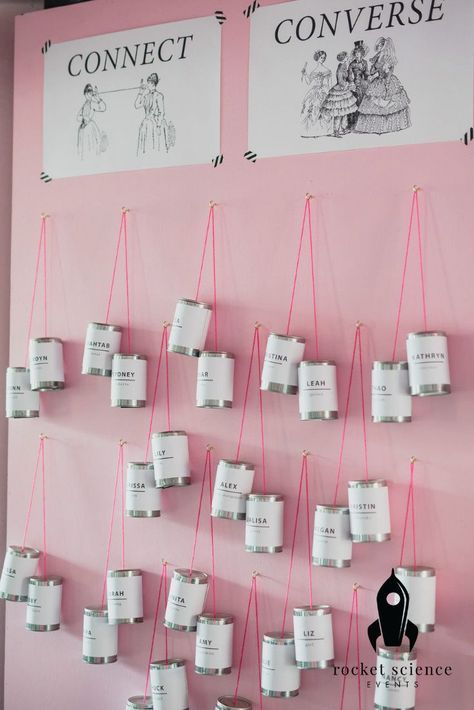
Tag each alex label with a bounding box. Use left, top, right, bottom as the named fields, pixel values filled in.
left=212, top=462, right=254, bottom=516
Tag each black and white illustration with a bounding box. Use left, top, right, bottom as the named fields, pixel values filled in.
left=249, top=0, right=473, bottom=157
left=44, top=16, right=220, bottom=178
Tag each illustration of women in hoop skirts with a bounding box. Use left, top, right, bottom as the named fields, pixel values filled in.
left=134, top=72, right=166, bottom=155
left=77, top=84, right=107, bottom=159
left=300, top=50, right=332, bottom=134
left=319, top=52, right=358, bottom=137
left=354, top=37, right=411, bottom=134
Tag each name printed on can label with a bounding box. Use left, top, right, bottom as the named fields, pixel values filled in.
left=110, top=590, right=125, bottom=597
left=114, top=371, right=135, bottom=378
left=128, top=482, right=146, bottom=490
left=316, top=526, right=336, bottom=536
left=266, top=353, right=288, bottom=362
left=171, top=594, right=185, bottom=604
left=88, top=340, right=111, bottom=349
left=411, top=352, right=445, bottom=361
left=350, top=503, right=376, bottom=511
left=220, top=481, right=238, bottom=490
left=305, top=379, right=326, bottom=387
left=32, top=356, right=48, bottom=363
left=372, top=384, right=387, bottom=392
left=247, top=516, right=268, bottom=525
left=198, top=371, right=209, bottom=378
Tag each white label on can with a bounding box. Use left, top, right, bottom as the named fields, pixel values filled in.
left=5, top=370, right=40, bottom=414
left=126, top=466, right=161, bottom=514
left=150, top=663, right=189, bottom=710
left=261, top=335, right=305, bottom=389
left=212, top=461, right=255, bottom=517
left=395, top=573, right=436, bottom=628
left=374, top=653, right=417, bottom=709
left=261, top=639, right=300, bottom=694
left=83, top=612, right=118, bottom=658
left=196, top=356, right=234, bottom=403
left=82, top=324, right=121, bottom=373
left=372, top=368, right=412, bottom=419
left=29, top=340, right=64, bottom=387
left=407, top=334, right=450, bottom=387
left=195, top=620, right=233, bottom=670
left=26, top=583, right=62, bottom=626
left=164, top=577, right=208, bottom=628
left=348, top=486, right=391, bottom=537
left=111, top=357, right=147, bottom=402
left=0, top=549, right=38, bottom=599
left=293, top=613, right=334, bottom=664
left=107, top=574, right=143, bottom=621
left=298, top=363, right=338, bottom=415
left=169, top=301, right=211, bottom=353
left=152, top=434, right=190, bottom=486
left=245, top=499, right=284, bottom=550
left=312, top=509, right=352, bottom=563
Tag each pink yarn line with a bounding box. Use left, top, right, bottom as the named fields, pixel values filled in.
left=256, top=328, right=267, bottom=494
left=195, top=206, right=213, bottom=302
left=24, top=218, right=45, bottom=366
left=233, top=575, right=255, bottom=703
left=286, top=199, right=308, bottom=335
left=211, top=206, right=218, bottom=351
left=355, top=589, right=362, bottom=710
left=339, top=587, right=357, bottom=710
left=104, top=212, right=124, bottom=324
left=189, top=448, right=210, bottom=574
left=42, top=220, right=48, bottom=338
left=40, top=438, right=47, bottom=577
left=306, top=199, right=319, bottom=358
left=123, top=211, right=132, bottom=353
left=399, top=460, right=417, bottom=567
left=357, top=328, right=369, bottom=481
left=332, top=326, right=359, bottom=505
left=21, top=437, right=43, bottom=551
left=208, top=448, right=217, bottom=618
left=254, top=575, right=263, bottom=710
left=281, top=455, right=306, bottom=636
left=100, top=443, right=124, bottom=608
left=164, top=328, right=171, bottom=432
left=144, top=327, right=167, bottom=461
left=120, top=445, right=125, bottom=569
left=414, top=190, right=428, bottom=331
left=304, top=457, right=313, bottom=607
left=164, top=565, right=168, bottom=662
left=143, top=562, right=166, bottom=700
left=235, top=327, right=258, bottom=460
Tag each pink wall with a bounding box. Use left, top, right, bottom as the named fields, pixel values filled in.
left=5, top=1, right=474, bottom=708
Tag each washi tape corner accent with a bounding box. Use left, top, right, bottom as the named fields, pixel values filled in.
left=41, top=40, right=52, bottom=54
left=461, top=127, right=473, bottom=145
left=243, top=1, right=260, bottom=18
left=214, top=10, right=227, bottom=25
left=212, top=154, right=224, bottom=167
left=40, top=171, right=53, bottom=183
left=244, top=150, right=257, bottom=163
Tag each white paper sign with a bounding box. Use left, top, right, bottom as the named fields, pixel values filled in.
left=43, top=16, right=221, bottom=178
left=249, top=0, right=473, bottom=157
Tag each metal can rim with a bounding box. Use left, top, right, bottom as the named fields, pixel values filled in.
left=216, top=697, right=253, bottom=710
left=219, top=459, right=255, bottom=470
left=293, top=604, right=331, bottom=615
left=407, top=330, right=447, bottom=338
left=177, top=297, right=212, bottom=310
left=378, top=645, right=417, bottom=661
left=316, top=504, right=350, bottom=514
left=128, top=461, right=154, bottom=470
left=372, top=360, right=408, bottom=370
left=83, top=606, right=109, bottom=617
left=199, top=351, right=235, bottom=359
left=29, top=575, right=62, bottom=586
left=269, top=332, right=305, bottom=344
left=247, top=493, right=283, bottom=502
left=107, top=568, right=142, bottom=577
left=6, top=366, right=30, bottom=373
left=198, top=612, right=234, bottom=625
left=263, top=631, right=295, bottom=644
left=173, top=568, right=208, bottom=584
left=299, top=360, right=336, bottom=367
left=112, top=353, right=147, bottom=361
left=88, top=322, right=122, bottom=332
left=152, top=430, right=187, bottom=438
left=8, top=545, right=40, bottom=558
left=30, top=337, right=63, bottom=344
left=395, top=565, right=435, bottom=577
left=150, top=657, right=186, bottom=669
left=348, top=479, right=387, bottom=488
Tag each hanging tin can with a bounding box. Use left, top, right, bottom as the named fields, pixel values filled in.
left=406, top=331, right=451, bottom=396
left=211, top=459, right=255, bottom=520
left=0, top=545, right=40, bottom=601
left=168, top=298, right=212, bottom=357
left=261, top=632, right=300, bottom=698
left=245, top=494, right=284, bottom=553
left=126, top=462, right=161, bottom=518
left=152, top=431, right=191, bottom=488
left=195, top=613, right=234, bottom=675
left=312, top=505, right=352, bottom=568
left=26, top=575, right=62, bottom=631
left=150, top=658, right=189, bottom=710
left=164, top=569, right=208, bottom=632
left=196, top=352, right=234, bottom=408
left=107, top=569, right=143, bottom=624
left=293, top=605, right=334, bottom=669
left=82, top=606, right=118, bottom=664
left=374, top=646, right=417, bottom=710
left=348, top=480, right=391, bottom=543
left=216, top=697, right=252, bottom=710
left=298, top=361, right=338, bottom=420
left=111, top=354, right=147, bottom=407
left=372, top=361, right=412, bottom=423
left=395, top=566, right=436, bottom=632
left=126, top=697, right=153, bottom=710
left=29, top=337, right=64, bottom=391
left=5, top=367, right=40, bottom=418
left=261, top=333, right=305, bottom=395
left=82, top=322, right=122, bottom=376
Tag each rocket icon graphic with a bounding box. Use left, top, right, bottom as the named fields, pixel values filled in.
left=367, top=569, right=418, bottom=651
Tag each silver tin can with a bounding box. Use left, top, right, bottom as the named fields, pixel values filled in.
left=216, top=697, right=252, bottom=710
left=152, top=431, right=191, bottom=488
left=245, top=494, right=284, bottom=553
left=395, top=566, right=436, bottom=632
left=168, top=298, right=212, bottom=357
left=82, top=322, right=122, bottom=377
left=164, top=569, right=208, bottom=632
left=5, top=367, right=40, bottom=418
left=0, top=545, right=40, bottom=601
left=150, top=658, right=189, bottom=709
left=126, top=696, right=153, bottom=710
left=126, top=462, right=161, bottom=518
left=372, top=361, right=412, bottom=423
left=374, top=646, right=417, bottom=710
left=312, top=505, right=352, bottom=568
left=111, top=354, right=147, bottom=407
left=82, top=606, right=118, bottom=664
left=29, top=337, right=64, bottom=391
left=293, top=605, right=334, bottom=669
left=107, top=569, right=143, bottom=624
left=406, top=331, right=451, bottom=396
left=196, top=351, right=234, bottom=408
left=211, top=459, right=255, bottom=520
left=261, top=333, right=305, bottom=395
left=195, top=613, right=234, bottom=675
left=298, top=361, right=338, bottom=420
left=261, top=632, right=300, bottom=698
left=26, top=575, right=62, bottom=631
left=348, top=479, right=391, bottom=543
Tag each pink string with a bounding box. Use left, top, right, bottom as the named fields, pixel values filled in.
left=100, top=442, right=125, bottom=608
left=304, top=456, right=313, bottom=607
left=211, top=206, right=218, bottom=351
left=256, top=328, right=267, bottom=494
left=123, top=211, right=132, bottom=353
left=104, top=212, right=124, bottom=324
left=24, top=217, right=46, bottom=366
left=355, top=589, right=361, bottom=710
left=144, top=326, right=167, bottom=461
left=339, top=586, right=361, bottom=710
left=164, top=328, right=171, bottom=432
left=414, top=190, right=428, bottom=331
left=286, top=199, right=308, bottom=335
left=143, top=561, right=166, bottom=700
left=189, top=448, right=210, bottom=574
left=281, top=454, right=306, bottom=636
left=233, top=575, right=255, bottom=703
left=254, top=575, right=263, bottom=710
left=164, top=565, right=168, bottom=662
left=42, top=219, right=48, bottom=338
left=40, top=437, right=47, bottom=577
left=195, top=206, right=213, bottom=301
left=21, top=437, right=43, bottom=551
left=208, top=448, right=217, bottom=618
left=235, top=327, right=258, bottom=460
left=120, top=445, right=125, bottom=569
left=307, top=199, right=319, bottom=358
left=357, top=328, right=369, bottom=482
left=399, top=459, right=417, bottom=567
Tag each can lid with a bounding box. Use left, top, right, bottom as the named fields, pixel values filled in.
left=378, top=645, right=417, bottom=661
left=128, top=461, right=154, bottom=470
left=395, top=565, right=435, bottom=578
left=7, top=366, right=29, bottom=373
left=152, top=430, right=187, bottom=438
left=126, top=696, right=153, bottom=710
left=84, top=606, right=108, bottom=617
left=174, top=568, right=208, bottom=584
left=177, top=297, right=212, bottom=310
left=247, top=493, right=284, bottom=503
left=407, top=330, right=446, bottom=338
left=150, top=657, right=186, bottom=670
left=216, top=697, right=253, bottom=710
left=88, top=322, right=122, bottom=332
left=107, top=568, right=142, bottom=577
left=198, top=612, right=234, bottom=625
left=299, top=360, right=336, bottom=367
left=269, top=332, right=305, bottom=344
left=219, top=459, right=255, bottom=471
left=348, top=479, right=387, bottom=488
left=372, top=361, right=408, bottom=370
left=199, top=351, right=235, bottom=359
left=113, top=353, right=146, bottom=361
left=29, top=575, right=63, bottom=586
left=316, top=504, right=349, bottom=515
left=9, top=545, right=40, bottom=558
left=263, top=631, right=295, bottom=644
left=293, top=604, right=331, bottom=616
left=30, top=337, right=62, bottom=344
